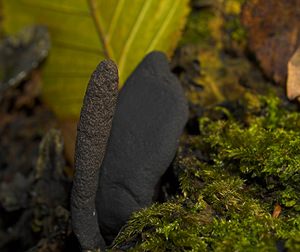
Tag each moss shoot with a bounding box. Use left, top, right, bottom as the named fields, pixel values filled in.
left=111, top=93, right=300, bottom=251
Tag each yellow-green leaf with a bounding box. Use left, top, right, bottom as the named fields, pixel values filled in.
left=2, top=0, right=190, bottom=119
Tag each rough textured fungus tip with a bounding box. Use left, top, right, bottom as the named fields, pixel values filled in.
left=71, top=59, right=118, bottom=251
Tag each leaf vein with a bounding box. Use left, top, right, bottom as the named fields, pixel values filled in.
left=88, top=0, right=114, bottom=59
left=107, top=0, right=125, bottom=42
left=146, top=0, right=180, bottom=53
left=118, top=0, right=153, bottom=79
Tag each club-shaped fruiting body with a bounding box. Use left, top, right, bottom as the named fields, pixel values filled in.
left=96, top=51, right=189, bottom=244
left=71, top=52, right=189, bottom=251
left=71, top=60, right=118, bottom=251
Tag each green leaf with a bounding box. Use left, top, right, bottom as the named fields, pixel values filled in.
left=2, top=0, right=189, bottom=118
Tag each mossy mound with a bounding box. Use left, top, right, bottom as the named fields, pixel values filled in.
left=111, top=93, right=300, bottom=251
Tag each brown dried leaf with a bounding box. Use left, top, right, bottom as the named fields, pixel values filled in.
left=242, top=0, right=300, bottom=85
left=272, top=203, right=282, bottom=218
left=287, top=46, right=300, bottom=100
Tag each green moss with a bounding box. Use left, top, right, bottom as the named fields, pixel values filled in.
left=112, top=94, right=300, bottom=251
left=198, top=95, right=300, bottom=212
left=180, top=9, right=216, bottom=46
left=181, top=0, right=247, bottom=48
left=179, top=0, right=264, bottom=110
left=223, top=0, right=247, bottom=48
left=224, top=17, right=247, bottom=43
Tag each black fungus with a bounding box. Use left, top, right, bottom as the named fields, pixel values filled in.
left=96, top=51, right=188, bottom=244
left=71, top=60, right=118, bottom=251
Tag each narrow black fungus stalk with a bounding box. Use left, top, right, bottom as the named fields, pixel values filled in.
left=71, top=60, right=118, bottom=251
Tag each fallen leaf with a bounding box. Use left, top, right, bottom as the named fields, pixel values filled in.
left=3, top=0, right=190, bottom=119
left=242, top=0, right=300, bottom=85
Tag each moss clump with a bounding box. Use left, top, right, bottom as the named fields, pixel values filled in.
left=199, top=95, right=300, bottom=211
left=223, top=0, right=247, bottom=50
left=178, top=0, right=265, bottom=110
left=112, top=94, right=300, bottom=251
left=180, top=8, right=216, bottom=47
